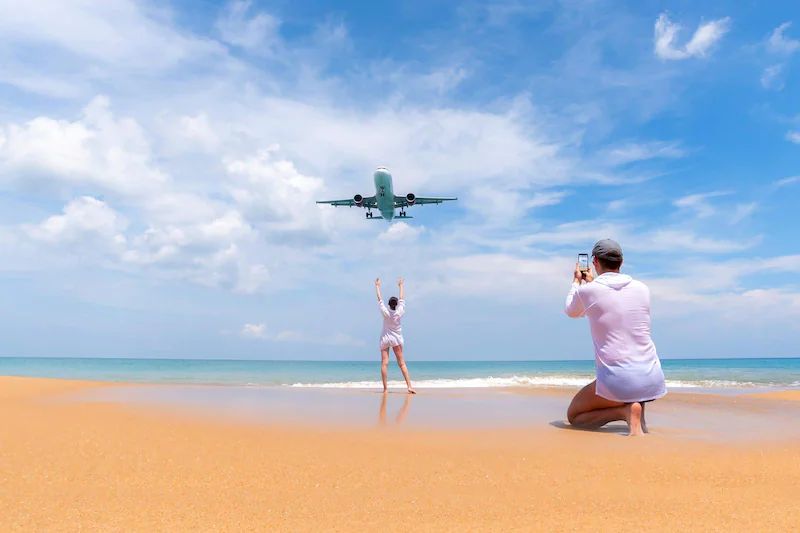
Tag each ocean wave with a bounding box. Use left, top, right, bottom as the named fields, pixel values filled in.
left=289, top=375, right=779, bottom=390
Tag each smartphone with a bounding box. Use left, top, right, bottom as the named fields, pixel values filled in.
left=578, top=253, right=589, bottom=272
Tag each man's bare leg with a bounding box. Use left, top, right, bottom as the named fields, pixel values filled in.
left=380, top=349, right=390, bottom=393
left=392, top=345, right=416, bottom=394
left=567, top=381, right=644, bottom=436
left=640, top=402, right=649, bottom=434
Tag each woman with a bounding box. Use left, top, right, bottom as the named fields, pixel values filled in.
left=375, top=277, right=415, bottom=394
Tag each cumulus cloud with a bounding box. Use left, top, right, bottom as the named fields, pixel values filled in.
left=379, top=222, right=424, bottom=243
left=26, top=196, right=127, bottom=248
left=654, top=13, right=730, bottom=60
left=0, top=96, right=168, bottom=198
left=786, top=131, right=800, bottom=144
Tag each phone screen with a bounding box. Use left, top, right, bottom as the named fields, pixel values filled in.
left=578, top=253, right=589, bottom=271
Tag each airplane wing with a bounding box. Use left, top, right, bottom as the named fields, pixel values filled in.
left=393, top=195, right=457, bottom=208
left=316, top=196, right=377, bottom=208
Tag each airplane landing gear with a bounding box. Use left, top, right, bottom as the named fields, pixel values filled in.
left=366, top=211, right=373, bottom=219
left=399, top=210, right=407, bottom=218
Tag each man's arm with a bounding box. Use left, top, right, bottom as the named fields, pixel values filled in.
left=565, top=263, right=587, bottom=318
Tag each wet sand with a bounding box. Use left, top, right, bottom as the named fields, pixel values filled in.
left=2, top=376, right=800, bottom=531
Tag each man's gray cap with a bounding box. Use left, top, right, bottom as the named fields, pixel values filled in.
left=592, top=239, right=623, bottom=261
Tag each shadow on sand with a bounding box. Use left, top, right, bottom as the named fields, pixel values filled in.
left=549, top=420, right=630, bottom=434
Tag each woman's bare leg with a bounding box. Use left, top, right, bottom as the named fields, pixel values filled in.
left=567, top=381, right=643, bottom=436
left=380, top=349, right=390, bottom=392
left=392, top=345, right=415, bottom=394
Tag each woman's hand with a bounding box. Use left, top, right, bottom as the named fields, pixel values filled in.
left=397, top=277, right=404, bottom=287
left=375, top=278, right=381, bottom=288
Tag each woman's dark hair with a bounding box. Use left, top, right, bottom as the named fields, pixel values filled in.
left=388, top=296, right=398, bottom=310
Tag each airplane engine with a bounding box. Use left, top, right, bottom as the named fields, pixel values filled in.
left=405, top=193, right=416, bottom=205
left=353, top=194, right=364, bottom=206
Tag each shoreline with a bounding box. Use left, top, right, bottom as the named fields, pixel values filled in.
left=8, top=375, right=800, bottom=439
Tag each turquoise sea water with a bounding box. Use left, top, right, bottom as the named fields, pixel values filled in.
left=1, top=357, right=798, bottom=390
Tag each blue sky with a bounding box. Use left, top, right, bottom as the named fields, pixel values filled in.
left=0, top=0, right=798, bottom=360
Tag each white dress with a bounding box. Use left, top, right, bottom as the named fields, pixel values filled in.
left=379, top=298, right=405, bottom=349
left=565, top=273, right=667, bottom=403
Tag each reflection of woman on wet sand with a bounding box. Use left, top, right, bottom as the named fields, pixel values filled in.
left=379, top=392, right=412, bottom=426
left=375, top=277, right=415, bottom=394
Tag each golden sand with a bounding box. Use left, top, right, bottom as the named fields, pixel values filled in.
left=2, top=377, right=799, bottom=531
left=748, top=389, right=800, bottom=402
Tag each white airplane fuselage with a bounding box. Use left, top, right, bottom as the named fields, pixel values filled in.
left=373, top=167, right=396, bottom=220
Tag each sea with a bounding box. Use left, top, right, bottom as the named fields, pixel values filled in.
left=1, top=357, right=798, bottom=391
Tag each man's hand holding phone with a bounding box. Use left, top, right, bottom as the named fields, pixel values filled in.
left=574, top=254, right=594, bottom=285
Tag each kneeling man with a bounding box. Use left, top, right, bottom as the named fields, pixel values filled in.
left=565, top=239, right=666, bottom=436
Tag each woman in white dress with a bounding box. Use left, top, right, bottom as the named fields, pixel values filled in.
left=375, top=277, right=415, bottom=394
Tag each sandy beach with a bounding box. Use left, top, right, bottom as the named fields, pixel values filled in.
left=2, top=376, right=799, bottom=532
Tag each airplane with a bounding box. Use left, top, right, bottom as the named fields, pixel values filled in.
left=316, top=166, right=457, bottom=220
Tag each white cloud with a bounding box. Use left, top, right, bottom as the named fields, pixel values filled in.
left=26, top=196, right=127, bottom=248
left=760, top=64, right=784, bottom=90
left=379, top=222, right=424, bottom=242
left=240, top=323, right=267, bottom=338
left=730, top=202, right=758, bottom=224
left=767, top=22, right=800, bottom=55
left=0, top=96, right=168, bottom=198
left=654, top=13, right=730, bottom=61
left=648, top=255, right=800, bottom=322
left=225, top=148, right=333, bottom=240
left=639, top=229, right=756, bottom=254
left=786, top=131, right=800, bottom=144
left=239, top=322, right=364, bottom=346
left=0, top=0, right=222, bottom=69
left=423, top=254, right=568, bottom=302
left=761, top=23, right=799, bottom=92
left=673, top=191, right=730, bottom=218
left=774, top=176, right=800, bottom=188
left=602, top=141, right=685, bottom=166
left=215, top=0, right=281, bottom=52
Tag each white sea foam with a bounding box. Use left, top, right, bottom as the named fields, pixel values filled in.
left=289, top=375, right=770, bottom=389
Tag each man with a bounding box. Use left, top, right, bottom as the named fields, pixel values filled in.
left=564, top=239, right=666, bottom=436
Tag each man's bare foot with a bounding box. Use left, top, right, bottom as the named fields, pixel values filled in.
left=627, top=402, right=644, bottom=436
left=407, top=388, right=416, bottom=394
left=383, top=388, right=388, bottom=394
